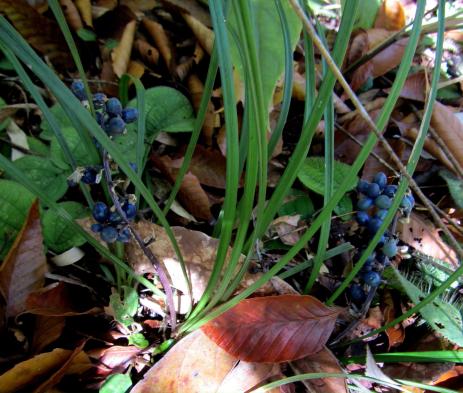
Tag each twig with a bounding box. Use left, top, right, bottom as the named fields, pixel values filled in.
left=102, top=150, right=177, bottom=330
left=289, top=0, right=463, bottom=265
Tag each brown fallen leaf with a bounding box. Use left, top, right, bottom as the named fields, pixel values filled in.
left=134, top=38, right=160, bottom=67
left=381, top=290, right=405, bottom=349
left=0, top=347, right=91, bottom=393
left=161, top=0, right=212, bottom=28
left=31, top=315, right=66, bottom=354
left=142, top=18, right=175, bottom=71
left=75, top=0, right=93, bottom=27
left=268, top=215, right=302, bottom=246
left=374, top=0, right=406, bottom=31
left=397, top=71, right=428, bottom=102
left=127, top=60, right=145, bottom=80
left=290, top=346, right=347, bottom=393
left=0, top=200, right=47, bottom=319
left=182, top=12, right=214, bottom=55
left=59, top=0, right=83, bottom=31
left=112, top=19, right=137, bottom=77
left=0, top=0, right=72, bottom=67
left=88, top=345, right=141, bottom=370
left=202, top=295, right=341, bottom=363
left=398, top=212, right=458, bottom=266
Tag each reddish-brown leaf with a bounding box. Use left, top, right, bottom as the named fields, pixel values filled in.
left=381, top=290, right=405, bottom=349
left=0, top=200, right=48, bottom=318
left=88, top=345, right=141, bottom=369
left=202, top=295, right=340, bottom=363
left=374, top=0, right=406, bottom=31
left=31, top=315, right=66, bottom=354
left=397, top=72, right=428, bottom=102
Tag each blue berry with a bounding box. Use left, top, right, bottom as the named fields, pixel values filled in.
left=93, top=202, right=109, bottom=223
left=122, top=107, right=138, bottom=123
left=406, top=194, right=415, bottom=207
left=71, top=80, right=86, bottom=100
left=129, top=162, right=138, bottom=172
left=366, top=252, right=376, bottom=263
left=357, top=180, right=369, bottom=194
left=362, top=271, right=381, bottom=286
left=93, top=93, right=107, bottom=109
left=357, top=197, right=373, bottom=211
left=81, top=167, right=98, bottom=184
left=106, top=116, right=126, bottom=135
left=91, top=223, right=103, bottom=233
left=122, top=202, right=137, bottom=220
left=356, top=211, right=370, bottom=225
left=382, top=238, right=398, bottom=258
left=375, top=209, right=388, bottom=220
left=373, top=172, right=387, bottom=189
left=361, top=261, right=373, bottom=272
left=109, top=211, right=122, bottom=224
left=384, top=185, right=397, bottom=197
left=106, top=97, right=122, bottom=116
left=349, top=284, right=366, bottom=303
left=367, top=217, right=383, bottom=234
left=366, top=183, right=381, bottom=198
left=117, top=228, right=131, bottom=243
left=376, top=253, right=387, bottom=264
left=96, top=111, right=105, bottom=126
left=375, top=195, right=392, bottom=209
left=400, top=195, right=413, bottom=210
left=101, top=226, right=118, bottom=243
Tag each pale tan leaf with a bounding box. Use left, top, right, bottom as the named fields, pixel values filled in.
left=112, top=20, right=137, bottom=77
left=6, top=121, right=29, bottom=161
left=59, top=0, right=83, bottom=31
left=217, top=362, right=280, bottom=393
left=268, top=215, right=302, bottom=246
left=398, top=213, right=458, bottom=266
left=182, top=12, right=214, bottom=55
left=291, top=346, right=347, bottom=393
left=0, top=200, right=47, bottom=318
left=75, top=0, right=93, bottom=27
left=374, top=0, right=406, bottom=31
left=142, top=18, right=174, bottom=71
left=134, top=38, right=160, bottom=67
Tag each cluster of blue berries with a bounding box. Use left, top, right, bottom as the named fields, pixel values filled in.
left=348, top=172, right=415, bottom=304
left=90, top=200, right=137, bottom=243
left=71, top=80, right=138, bottom=137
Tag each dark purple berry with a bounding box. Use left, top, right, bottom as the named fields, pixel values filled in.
left=71, top=80, right=86, bottom=100
left=384, top=184, right=397, bottom=197
left=375, top=195, right=392, bottom=209
left=382, top=238, right=398, bottom=258
left=109, top=211, right=122, bottom=224
left=91, top=223, right=103, bottom=233
left=357, top=179, right=369, bottom=194
left=349, top=284, right=366, bottom=303
left=117, top=228, right=131, bottom=243
left=93, top=202, right=109, bottom=223
left=376, top=252, right=387, bottom=264
left=106, top=97, right=122, bottom=116
left=362, top=271, right=381, bottom=286
left=356, top=211, right=370, bottom=225
left=357, top=197, right=373, bottom=211
left=367, top=217, right=383, bottom=234
left=122, top=202, right=136, bottom=220
left=96, top=111, right=104, bottom=126
left=366, top=183, right=381, bottom=198
left=373, top=172, right=387, bottom=189
left=93, top=92, right=107, bottom=109
left=122, top=107, right=138, bottom=123
left=101, top=226, right=118, bottom=243
left=106, top=116, right=126, bottom=135
left=81, top=167, right=98, bottom=184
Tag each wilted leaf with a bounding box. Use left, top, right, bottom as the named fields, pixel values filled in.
left=0, top=347, right=91, bottom=393
left=32, top=315, right=66, bottom=353
left=112, top=20, right=136, bottom=77
left=182, top=12, right=214, bottom=55
left=142, top=18, right=174, bottom=71
left=0, top=200, right=47, bottom=318
left=398, top=213, right=458, bottom=266
left=291, top=346, right=347, bottom=393
left=134, top=38, right=160, bottom=67
left=381, top=290, right=405, bottom=348
left=59, top=0, right=83, bottom=31
left=268, top=215, right=302, bottom=246
left=202, top=295, right=340, bottom=363
left=89, top=345, right=141, bottom=369
left=0, top=0, right=72, bottom=67
left=374, top=0, right=406, bottom=31
left=365, top=346, right=400, bottom=388
left=75, top=0, right=92, bottom=27
left=397, top=72, right=427, bottom=102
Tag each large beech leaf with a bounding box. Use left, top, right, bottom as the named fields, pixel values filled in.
left=0, top=200, right=47, bottom=318
left=201, top=295, right=340, bottom=363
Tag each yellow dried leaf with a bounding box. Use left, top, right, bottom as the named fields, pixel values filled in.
left=112, top=19, right=136, bottom=77
left=182, top=12, right=214, bottom=55
left=127, top=60, right=145, bottom=80
left=142, top=18, right=174, bottom=71
left=75, top=0, right=93, bottom=27
left=59, top=0, right=83, bottom=31
left=134, top=38, right=160, bottom=67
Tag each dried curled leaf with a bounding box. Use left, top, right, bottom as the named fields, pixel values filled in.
left=182, top=12, right=214, bottom=55
left=112, top=19, right=137, bottom=77
left=202, top=295, right=341, bottom=363
left=142, top=18, right=174, bottom=71
left=374, top=0, right=406, bottom=31
left=0, top=200, right=48, bottom=318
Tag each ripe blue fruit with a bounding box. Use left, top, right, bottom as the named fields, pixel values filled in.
left=71, top=80, right=86, bottom=100
left=349, top=284, right=366, bottom=302
left=118, top=228, right=131, bottom=243
left=101, top=226, right=118, bottom=243
left=129, top=162, right=138, bottom=172
left=357, top=179, right=369, bottom=194
left=106, top=116, right=126, bottom=135
left=375, top=195, right=392, bottom=209
left=93, top=202, right=109, bottom=223
left=106, top=97, right=122, bottom=116
left=384, top=184, right=397, bottom=197
left=81, top=167, right=97, bottom=184
left=376, top=252, right=387, bottom=264
left=373, top=172, right=387, bottom=189
left=96, top=111, right=104, bottom=126
left=400, top=195, right=413, bottom=210
left=91, top=223, right=103, bottom=233
left=362, top=271, right=381, bottom=286
left=357, top=197, right=373, bottom=211
left=356, top=211, right=370, bottom=225
left=367, top=183, right=381, bottom=198
left=375, top=209, right=388, bottom=220
left=109, top=211, right=122, bottom=224
left=123, top=202, right=137, bottom=219
left=93, top=92, right=107, bottom=109
left=122, top=107, right=138, bottom=123
left=367, top=217, right=383, bottom=234
left=382, top=238, right=398, bottom=257
left=406, top=194, right=415, bottom=207
left=361, top=261, right=373, bottom=272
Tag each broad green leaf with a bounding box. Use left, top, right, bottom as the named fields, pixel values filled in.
left=127, top=86, right=195, bottom=137
left=228, top=0, right=302, bottom=109
left=128, top=333, right=149, bottom=349
left=297, top=157, right=358, bottom=195
left=40, top=104, right=74, bottom=140
left=42, top=201, right=88, bottom=253
left=334, top=194, right=353, bottom=221
left=385, top=267, right=463, bottom=346
left=114, top=128, right=137, bottom=165
left=109, top=285, right=139, bottom=327
left=50, top=127, right=100, bottom=169
left=278, top=189, right=314, bottom=219
left=26, top=136, right=49, bottom=156
left=12, top=156, right=68, bottom=201
left=99, top=374, right=132, bottom=393
left=440, top=169, right=463, bottom=209
left=342, top=0, right=380, bottom=30
left=0, top=179, right=35, bottom=259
